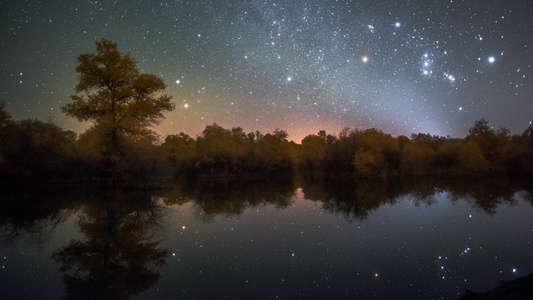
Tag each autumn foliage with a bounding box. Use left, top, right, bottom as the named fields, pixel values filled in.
left=2, top=100, right=533, bottom=182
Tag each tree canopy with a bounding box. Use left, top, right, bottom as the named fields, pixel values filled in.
left=62, top=39, right=174, bottom=146
left=2, top=113, right=533, bottom=181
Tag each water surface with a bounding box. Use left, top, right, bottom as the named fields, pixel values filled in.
left=1, top=177, right=532, bottom=299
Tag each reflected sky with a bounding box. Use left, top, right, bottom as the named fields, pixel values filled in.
left=156, top=190, right=532, bottom=299
left=1, top=179, right=532, bottom=299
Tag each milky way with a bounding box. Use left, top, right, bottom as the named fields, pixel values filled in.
left=1, top=0, right=532, bottom=142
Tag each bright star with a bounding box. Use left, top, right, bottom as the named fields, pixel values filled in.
left=176, top=79, right=180, bottom=84
left=447, top=74, right=455, bottom=82
left=395, top=22, right=400, bottom=28
left=488, top=56, right=495, bottom=63
left=362, top=56, right=369, bottom=63
left=184, top=104, right=189, bottom=108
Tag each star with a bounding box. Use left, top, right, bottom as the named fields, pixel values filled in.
left=0, top=0, right=532, bottom=142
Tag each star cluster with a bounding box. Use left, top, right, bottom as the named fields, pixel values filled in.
left=1, top=0, right=532, bottom=142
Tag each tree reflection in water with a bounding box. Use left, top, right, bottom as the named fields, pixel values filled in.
left=51, top=189, right=168, bottom=300
left=162, top=178, right=296, bottom=221
left=1, top=176, right=533, bottom=299
left=160, top=176, right=533, bottom=223
left=300, top=177, right=400, bottom=221
left=0, top=188, right=80, bottom=245
left=298, top=176, right=532, bottom=221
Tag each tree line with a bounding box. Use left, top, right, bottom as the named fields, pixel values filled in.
left=2, top=103, right=533, bottom=182
left=1, top=39, right=533, bottom=182
left=161, top=120, right=533, bottom=177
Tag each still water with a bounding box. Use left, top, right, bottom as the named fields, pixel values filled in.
left=1, top=177, right=532, bottom=299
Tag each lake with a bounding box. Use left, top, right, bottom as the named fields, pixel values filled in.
left=1, top=176, right=532, bottom=299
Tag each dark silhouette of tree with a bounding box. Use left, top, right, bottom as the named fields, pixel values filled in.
left=0, top=119, right=78, bottom=180
left=273, top=128, right=289, bottom=140
left=299, top=131, right=327, bottom=173
left=161, top=132, right=197, bottom=176
left=409, top=133, right=447, bottom=153
left=246, top=130, right=263, bottom=144
left=195, top=123, right=246, bottom=174
left=62, top=39, right=174, bottom=174
left=456, top=140, right=488, bottom=173
left=353, top=129, right=399, bottom=176
left=466, top=118, right=513, bottom=171
left=468, top=118, right=493, bottom=137
left=254, top=129, right=293, bottom=173
left=321, top=127, right=359, bottom=174
left=397, top=135, right=410, bottom=148
left=192, top=124, right=295, bottom=176
left=401, top=142, right=435, bottom=175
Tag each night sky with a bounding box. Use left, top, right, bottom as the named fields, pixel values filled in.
left=1, top=0, right=532, bottom=143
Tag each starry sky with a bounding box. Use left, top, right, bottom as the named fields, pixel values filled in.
left=1, top=0, right=532, bottom=142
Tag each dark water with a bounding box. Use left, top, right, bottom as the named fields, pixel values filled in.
left=1, top=177, right=533, bottom=299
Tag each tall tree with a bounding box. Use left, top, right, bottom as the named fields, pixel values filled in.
left=62, top=39, right=174, bottom=151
